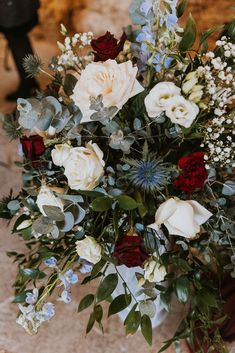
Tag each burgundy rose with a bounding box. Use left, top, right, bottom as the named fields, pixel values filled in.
left=20, top=135, right=45, bottom=160
left=174, top=152, right=208, bottom=194
left=113, top=233, right=149, bottom=268
left=91, top=31, right=127, bottom=62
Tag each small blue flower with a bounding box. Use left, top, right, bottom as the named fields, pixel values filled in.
left=44, top=257, right=57, bottom=268
left=40, top=302, right=55, bottom=320
left=59, top=269, right=78, bottom=290
left=79, top=261, right=93, bottom=274
left=140, top=0, right=153, bottom=16
left=166, top=11, right=178, bottom=30
left=25, top=288, right=39, bottom=305
left=65, top=269, right=78, bottom=284
left=129, top=159, right=170, bottom=193
left=59, top=290, right=72, bottom=304
left=136, top=25, right=155, bottom=46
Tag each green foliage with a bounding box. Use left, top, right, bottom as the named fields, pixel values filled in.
left=175, top=276, right=190, bottom=304
left=177, top=0, right=187, bottom=18
left=96, top=273, right=118, bottom=303
left=78, top=294, right=95, bottom=312
left=108, top=294, right=132, bottom=316
left=141, top=315, right=152, bottom=346
left=117, top=195, right=138, bottom=210
left=179, top=14, right=197, bottom=52
left=91, top=196, right=112, bottom=212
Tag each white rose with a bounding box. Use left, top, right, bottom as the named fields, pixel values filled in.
left=36, top=186, right=64, bottom=216
left=51, top=143, right=72, bottom=167
left=62, top=141, right=105, bottom=191
left=76, top=236, right=102, bottom=264
left=144, top=82, right=181, bottom=118
left=165, top=96, right=199, bottom=128
left=71, top=59, right=144, bottom=123
left=144, top=259, right=167, bottom=283
left=149, top=198, right=212, bottom=239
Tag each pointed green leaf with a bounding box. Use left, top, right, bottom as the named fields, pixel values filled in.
left=141, top=315, right=152, bottom=346
left=175, top=276, right=190, bottom=303
left=86, top=312, right=95, bottom=334
left=78, top=294, right=94, bottom=312
left=108, top=294, right=132, bottom=317
left=179, top=13, right=196, bottom=52
left=96, top=273, right=118, bottom=303
left=177, top=0, right=187, bottom=18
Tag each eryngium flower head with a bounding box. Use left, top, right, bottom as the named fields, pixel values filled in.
left=23, top=54, right=43, bottom=78
left=128, top=159, right=170, bottom=193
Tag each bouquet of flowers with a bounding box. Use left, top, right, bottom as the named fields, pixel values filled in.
left=1, top=0, right=235, bottom=351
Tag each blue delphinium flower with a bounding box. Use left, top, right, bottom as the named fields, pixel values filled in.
left=25, top=288, right=39, bottom=305
left=44, top=257, right=57, bottom=268
left=140, top=0, right=153, bottom=16
left=59, top=289, right=71, bottom=304
left=129, top=159, right=170, bottom=193
left=152, top=51, right=173, bottom=72
left=166, top=11, right=178, bottom=30
left=58, top=269, right=78, bottom=304
left=79, top=261, right=93, bottom=274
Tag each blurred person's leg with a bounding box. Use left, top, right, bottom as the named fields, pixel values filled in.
left=1, top=13, right=39, bottom=101
left=4, top=31, right=38, bottom=101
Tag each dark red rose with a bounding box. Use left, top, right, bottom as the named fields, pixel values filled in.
left=174, top=152, right=208, bottom=194
left=91, top=31, right=127, bottom=62
left=113, top=233, right=149, bottom=268
left=20, top=135, right=45, bottom=160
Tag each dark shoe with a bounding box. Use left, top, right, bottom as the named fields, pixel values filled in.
left=5, top=82, right=39, bottom=102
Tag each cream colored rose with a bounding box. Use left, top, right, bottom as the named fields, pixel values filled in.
left=51, top=143, right=72, bottom=167
left=60, top=141, right=105, bottom=191
left=71, top=59, right=144, bottom=123
left=36, top=186, right=64, bottom=216
left=76, top=236, right=102, bottom=264
left=144, top=82, right=181, bottom=118
left=149, top=198, right=212, bottom=239
left=144, top=258, right=166, bottom=283
left=165, top=96, right=199, bottom=128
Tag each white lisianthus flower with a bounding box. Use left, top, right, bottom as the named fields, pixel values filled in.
left=71, top=59, right=144, bottom=123
left=144, top=259, right=167, bottom=283
left=51, top=143, right=72, bottom=167
left=144, top=82, right=181, bottom=118
left=61, top=141, right=105, bottom=191
left=149, top=198, right=212, bottom=239
left=165, top=96, right=199, bottom=128
left=36, top=186, right=64, bottom=216
left=76, top=236, right=102, bottom=264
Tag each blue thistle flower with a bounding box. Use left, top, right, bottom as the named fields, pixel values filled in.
left=129, top=159, right=170, bottom=193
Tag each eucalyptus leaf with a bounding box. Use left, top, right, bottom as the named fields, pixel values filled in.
left=57, top=212, right=74, bottom=232
left=7, top=200, right=20, bottom=211
left=32, top=216, right=54, bottom=235
left=222, top=181, right=235, bottom=196
left=42, top=205, right=65, bottom=222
